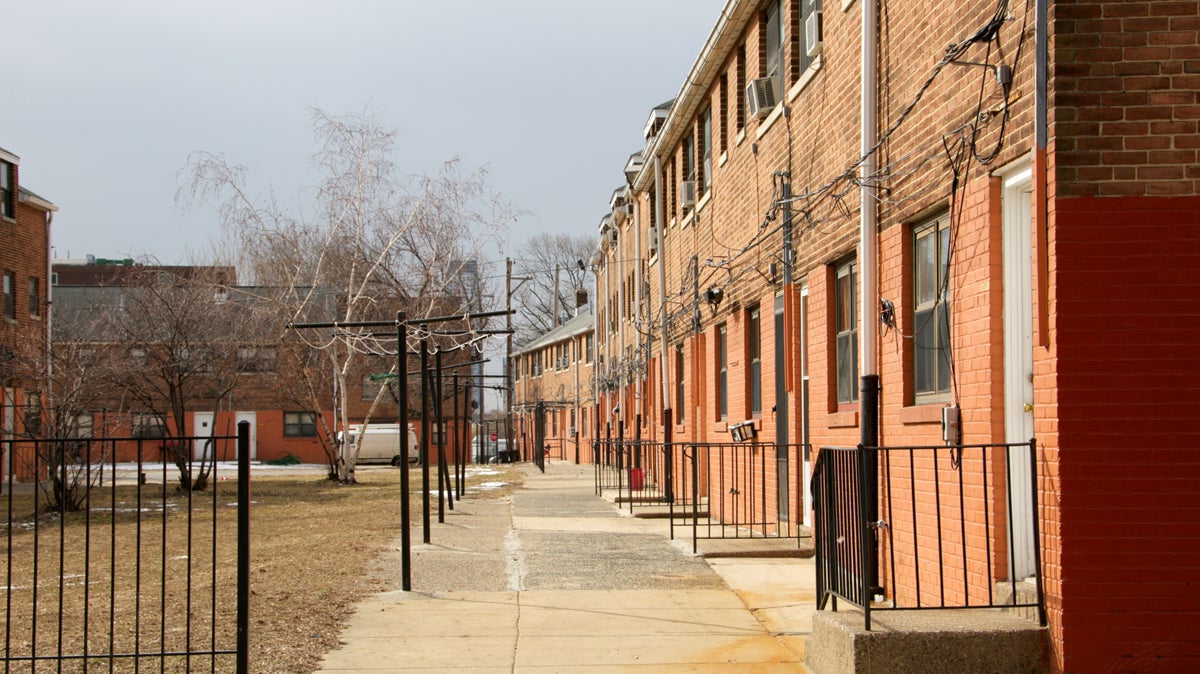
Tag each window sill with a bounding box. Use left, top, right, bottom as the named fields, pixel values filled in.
left=735, top=129, right=746, bottom=147
left=696, top=190, right=712, bottom=213
left=828, top=409, right=859, bottom=428
left=718, top=151, right=728, bottom=168
left=842, top=0, right=856, bottom=11
left=899, top=403, right=944, bottom=425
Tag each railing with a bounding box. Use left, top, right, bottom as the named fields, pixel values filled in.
left=2, top=426, right=250, bottom=672
left=594, top=439, right=809, bottom=553
left=669, top=442, right=808, bottom=553
left=593, top=439, right=670, bottom=510
left=814, top=441, right=1046, bottom=630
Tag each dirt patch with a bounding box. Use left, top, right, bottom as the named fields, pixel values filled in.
left=1, top=463, right=523, bottom=673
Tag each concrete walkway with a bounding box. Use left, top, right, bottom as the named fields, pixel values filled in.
left=317, top=461, right=816, bottom=673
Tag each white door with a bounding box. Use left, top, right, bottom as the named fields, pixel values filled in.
left=193, top=412, right=215, bottom=460
left=235, top=411, right=257, bottom=460
left=1002, top=164, right=1036, bottom=580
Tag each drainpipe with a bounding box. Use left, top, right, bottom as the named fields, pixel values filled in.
left=860, top=0, right=882, bottom=612
left=1034, top=0, right=1049, bottom=347
left=616, top=217, right=625, bottom=436
left=654, top=157, right=672, bottom=439
left=44, top=211, right=55, bottom=434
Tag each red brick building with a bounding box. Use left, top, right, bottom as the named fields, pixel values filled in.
left=587, top=1, right=1200, bottom=670
left=511, top=307, right=595, bottom=463
left=50, top=267, right=477, bottom=467
left=0, top=146, right=57, bottom=481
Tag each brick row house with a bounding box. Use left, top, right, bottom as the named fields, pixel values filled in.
left=511, top=307, right=595, bottom=463
left=0, top=147, right=57, bottom=482
left=579, top=1, right=1199, bottom=671
left=49, top=261, right=479, bottom=467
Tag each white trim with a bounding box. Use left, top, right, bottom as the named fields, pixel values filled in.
left=0, top=149, right=18, bottom=164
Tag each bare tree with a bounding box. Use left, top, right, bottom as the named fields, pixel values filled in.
left=101, top=269, right=269, bottom=492
left=511, top=233, right=595, bottom=344
left=182, top=107, right=515, bottom=483
left=6, top=315, right=118, bottom=511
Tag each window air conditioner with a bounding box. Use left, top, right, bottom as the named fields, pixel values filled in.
left=680, top=180, right=697, bottom=208
left=647, top=226, right=658, bottom=255
left=746, top=78, right=776, bottom=119
left=806, top=11, right=824, bottom=58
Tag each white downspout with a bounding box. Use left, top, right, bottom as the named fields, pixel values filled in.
left=860, top=0, right=880, bottom=427
left=655, top=157, right=671, bottom=431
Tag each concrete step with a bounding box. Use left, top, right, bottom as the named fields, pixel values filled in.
left=805, top=607, right=1047, bottom=674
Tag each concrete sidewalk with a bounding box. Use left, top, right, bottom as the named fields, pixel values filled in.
left=317, top=461, right=816, bottom=672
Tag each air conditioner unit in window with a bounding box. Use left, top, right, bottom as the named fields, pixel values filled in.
left=806, top=11, right=824, bottom=58
left=680, top=180, right=697, bottom=208
left=746, top=78, right=776, bottom=119
left=647, top=226, right=658, bottom=256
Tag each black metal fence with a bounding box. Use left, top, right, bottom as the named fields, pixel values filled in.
left=669, top=442, right=808, bottom=553
left=594, top=439, right=809, bottom=553
left=814, top=441, right=1046, bottom=630
left=2, top=426, right=250, bottom=672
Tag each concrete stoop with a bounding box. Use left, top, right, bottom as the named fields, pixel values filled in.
left=804, top=607, right=1048, bottom=674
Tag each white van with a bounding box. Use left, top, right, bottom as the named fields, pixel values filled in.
left=341, top=424, right=419, bottom=466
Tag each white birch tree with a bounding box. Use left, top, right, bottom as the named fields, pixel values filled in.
left=182, top=108, right=514, bottom=483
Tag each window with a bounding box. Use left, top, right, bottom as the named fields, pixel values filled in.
left=2, top=272, right=13, bottom=320
left=585, top=333, right=594, bottom=363
left=237, top=346, right=276, bottom=373
left=23, top=392, right=42, bottom=436
left=913, top=214, right=952, bottom=400
left=717, top=323, right=728, bottom=419
left=682, top=135, right=694, bottom=197
left=132, top=413, right=164, bottom=438
left=747, top=306, right=762, bottom=415
left=798, top=0, right=823, bottom=75
left=675, top=344, right=685, bottom=424
left=763, top=0, right=784, bottom=101
left=67, top=413, right=93, bottom=439
left=283, top=412, right=317, bottom=437
left=0, top=160, right=13, bottom=219
left=736, top=45, right=747, bottom=131
left=362, top=374, right=386, bottom=401
left=719, top=74, right=729, bottom=154
left=835, top=259, right=859, bottom=404
left=699, top=107, right=712, bottom=197
left=28, top=278, right=39, bottom=317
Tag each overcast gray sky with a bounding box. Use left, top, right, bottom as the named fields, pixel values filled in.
left=3, top=0, right=725, bottom=265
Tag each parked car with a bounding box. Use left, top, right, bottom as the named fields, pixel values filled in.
left=339, top=424, right=419, bottom=466
left=475, top=438, right=519, bottom=464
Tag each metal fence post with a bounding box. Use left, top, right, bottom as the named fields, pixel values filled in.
left=236, top=420, right=250, bottom=674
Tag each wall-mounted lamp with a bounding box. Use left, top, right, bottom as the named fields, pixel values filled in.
left=705, top=286, right=724, bottom=310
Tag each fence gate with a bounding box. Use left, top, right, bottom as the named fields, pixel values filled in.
left=2, top=425, right=250, bottom=673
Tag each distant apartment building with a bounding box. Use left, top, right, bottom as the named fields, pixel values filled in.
left=510, top=307, right=595, bottom=463
left=50, top=259, right=479, bottom=466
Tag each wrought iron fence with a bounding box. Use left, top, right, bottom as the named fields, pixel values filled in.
left=814, top=441, right=1046, bottom=630
left=668, top=442, right=808, bottom=553
left=594, top=439, right=809, bottom=553
left=2, top=426, right=250, bottom=672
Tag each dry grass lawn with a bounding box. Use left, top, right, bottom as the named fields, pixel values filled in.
left=1, top=463, right=522, bottom=673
